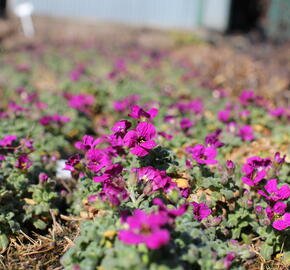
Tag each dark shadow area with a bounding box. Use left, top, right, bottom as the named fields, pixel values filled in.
left=0, top=0, right=6, bottom=18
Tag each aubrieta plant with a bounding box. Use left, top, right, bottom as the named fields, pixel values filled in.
left=62, top=101, right=289, bottom=270
left=0, top=41, right=289, bottom=269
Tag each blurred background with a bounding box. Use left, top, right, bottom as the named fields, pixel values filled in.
left=1, top=0, right=290, bottom=103
left=0, top=0, right=289, bottom=41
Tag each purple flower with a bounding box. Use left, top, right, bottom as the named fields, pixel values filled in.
left=153, top=198, right=188, bottom=223
left=180, top=118, right=193, bottom=130
left=118, top=209, right=170, bottom=249
left=191, top=201, right=212, bottom=221
left=223, top=252, right=236, bottom=269
left=186, top=144, right=218, bottom=165
left=128, top=105, right=158, bottom=120
left=226, top=160, right=235, bottom=176
left=269, top=107, right=285, bottom=118
left=239, top=90, right=255, bottom=106
left=113, top=95, right=139, bottom=112
left=15, top=155, right=32, bottom=170
left=241, top=156, right=272, bottom=186
left=39, top=114, right=70, bottom=126
left=74, top=135, right=99, bottom=151
left=217, top=110, right=231, bottom=123
left=205, top=129, right=224, bottom=148
left=266, top=201, right=287, bottom=220
left=64, top=154, right=82, bottom=173
left=68, top=94, right=95, bottom=114
left=86, top=149, right=112, bottom=173
left=123, top=122, right=157, bottom=157
left=258, top=179, right=290, bottom=201
left=39, top=172, right=48, bottom=182
left=274, top=152, right=286, bottom=165
left=272, top=213, right=290, bottom=231
left=0, top=135, right=17, bottom=147
left=93, top=163, right=123, bottom=182
left=133, top=166, right=176, bottom=194
left=238, top=125, right=254, bottom=141
left=99, top=180, right=128, bottom=206
left=20, top=138, right=35, bottom=151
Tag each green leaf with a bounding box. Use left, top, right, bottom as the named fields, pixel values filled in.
left=260, top=243, right=273, bottom=260
left=0, top=233, right=9, bottom=249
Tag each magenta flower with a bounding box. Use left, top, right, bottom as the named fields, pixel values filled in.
left=133, top=166, right=176, bottom=194
left=274, top=152, right=286, bottom=165
left=217, top=110, right=231, bottom=123
left=223, top=252, right=236, bottom=269
left=68, top=94, right=95, bottom=114
left=99, top=180, right=128, bottom=206
left=123, top=122, right=157, bottom=157
left=113, top=95, right=139, bottom=112
left=272, top=213, right=290, bottom=231
left=205, top=129, right=224, bottom=148
left=75, top=135, right=99, bottom=151
left=258, top=179, right=290, bottom=201
left=118, top=210, right=170, bottom=249
left=39, top=114, right=70, bottom=126
left=238, top=125, right=254, bottom=141
left=266, top=201, right=287, bottom=220
left=269, top=107, right=285, bottom=118
left=64, top=154, right=82, bottom=173
left=153, top=198, right=188, bottom=223
left=241, top=156, right=272, bottom=186
left=186, top=144, right=218, bottom=165
left=15, top=155, right=32, bottom=170
left=86, top=149, right=112, bottom=173
left=191, top=202, right=212, bottom=221
left=180, top=118, right=193, bottom=130
left=0, top=135, right=17, bottom=147
left=239, top=90, right=255, bottom=106
left=39, top=172, right=48, bottom=182
left=128, top=105, right=158, bottom=120
left=226, top=160, right=235, bottom=176
left=93, top=163, right=123, bottom=182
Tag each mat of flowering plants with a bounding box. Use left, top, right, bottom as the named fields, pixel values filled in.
left=0, top=40, right=289, bottom=270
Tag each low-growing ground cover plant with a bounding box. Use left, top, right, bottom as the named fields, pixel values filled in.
left=0, top=40, right=289, bottom=269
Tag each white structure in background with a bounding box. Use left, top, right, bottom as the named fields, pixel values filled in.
left=12, top=1, right=35, bottom=37
left=12, top=0, right=231, bottom=32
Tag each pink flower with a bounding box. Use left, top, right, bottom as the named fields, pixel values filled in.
left=269, top=107, right=285, bottom=118
left=15, top=155, right=32, bottom=170
left=205, top=129, right=224, bottom=148
left=153, top=198, right=188, bottom=223
left=186, top=144, right=218, bottom=165
left=0, top=135, right=17, bottom=147
left=223, top=252, right=236, bottom=269
left=99, top=180, right=128, bottom=206
left=258, top=179, right=290, bottom=201
left=68, top=94, right=95, bottom=114
left=241, top=156, right=271, bottom=186
left=86, top=149, right=112, bottom=173
left=239, top=90, right=255, bottom=106
left=272, top=213, right=290, bottom=231
left=128, top=105, right=158, bottom=120
left=118, top=210, right=170, bottom=249
left=93, top=163, right=123, bottom=182
left=180, top=118, right=193, bottom=130
left=64, top=154, right=81, bottom=173
left=191, top=202, right=212, bottom=221
left=123, top=122, right=157, bottom=157
left=217, top=110, right=231, bottom=123
left=266, top=202, right=287, bottom=220
left=238, top=125, right=254, bottom=141
left=75, top=135, right=99, bottom=151
left=133, top=166, right=176, bottom=194
left=39, top=172, right=48, bottom=182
